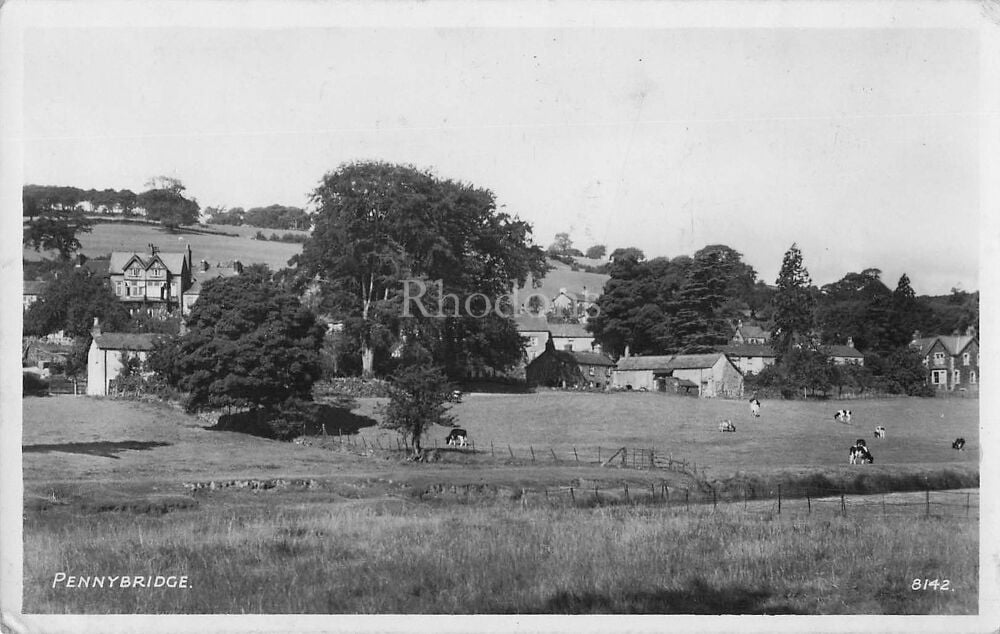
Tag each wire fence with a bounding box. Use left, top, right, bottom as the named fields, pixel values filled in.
left=417, top=481, right=980, bottom=521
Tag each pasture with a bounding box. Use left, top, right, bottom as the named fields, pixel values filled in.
left=19, top=393, right=980, bottom=615
left=355, top=391, right=980, bottom=477
left=22, top=221, right=303, bottom=272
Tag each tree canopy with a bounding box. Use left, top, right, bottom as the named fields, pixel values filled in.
left=381, top=363, right=455, bottom=456
left=23, top=266, right=129, bottom=338
left=584, top=244, right=607, bottom=259
left=770, top=243, right=817, bottom=357
left=163, top=272, right=324, bottom=412
left=137, top=178, right=199, bottom=230
left=293, top=161, right=549, bottom=378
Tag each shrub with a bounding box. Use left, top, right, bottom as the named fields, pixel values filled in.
left=23, top=372, right=50, bottom=396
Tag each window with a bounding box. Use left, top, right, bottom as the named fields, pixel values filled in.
left=115, top=282, right=123, bottom=296
left=933, top=352, right=945, bottom=366
left=931, top=370, right=946, bottom=385
left=151, top=267, right=163, bottom=277
left=589, top=367, right=595, bottom=376
left=962, top=352, right=970, bottom=366
left=970, top=370, right=977, bottom=384
left=129, top=267, right=140, bottom=277
left=953, top=370, right=961, bottom=384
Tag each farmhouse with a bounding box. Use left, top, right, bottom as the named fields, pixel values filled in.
left=515, top=313, right=551, bottom=362
left=717, top=344, right=777, bottom=375
left=731, top=320, right=771, bottom=345
left=549, top=287, right=599, bottom=322
left=548, top=322, right=598, bottom=353
left=825, top=338, right=865, bottom=365
left=911, top=331, right=979, bottom=392
left=86, top=321, right=162, bottom=396
left=109, top=244, right=192, bottom=314
left=526, top=340, right=615, bottom=389
left=613, top=352, right=744, bottom=397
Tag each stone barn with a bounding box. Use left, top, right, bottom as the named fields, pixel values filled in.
left=526, top=340, right=615, bottom=389
left=612, top=352, right=743, bottom=397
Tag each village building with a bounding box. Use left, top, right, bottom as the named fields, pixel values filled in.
left=86, top=321, right=162, bottom=396
left=181, top=258, right=244, bottom=313
left=911, top=331, right=979, bottom=392
left=612, top=352, right=744, bottom=397
left=23, top=280, right=46, bottom=313
left=825, top=338, right=865, bottom=365
left=108, top=244, right=193, bottom=315
left=547, top=322, right=598, bottom=353
left=731, top=320, right=771, bottom=345
left=717, top=344, right=778, bottom=375
left=526, top=339, right=615, bottom=389
left=514, top=313, right=552, bottom=363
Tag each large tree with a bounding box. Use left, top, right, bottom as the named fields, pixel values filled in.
left=293, top=161, right=548, bottom=377
left=23, top=267, right=129, bottom=338
left=665, top=249, right=731, bottom=352
left=381, top=362, right=455, bottom=456
left=770, top=243, right=817, bottom=358
left=22, top=187, right=94, bottom=261
left=138, top=177, right=199, bottom=231
left=165, top=272, right=324, bottom=412
left=815, top=268, right=891, bottom=352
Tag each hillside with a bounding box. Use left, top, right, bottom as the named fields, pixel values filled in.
left=23, top=221, right=304, bottom=272
left=522, top=258, right=610, bottom=301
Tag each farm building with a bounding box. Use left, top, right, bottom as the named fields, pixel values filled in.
left=515, top=313, right=552, bottom=363
left=526, top=340, right=615, bottom=389
left=718, top=344, right=777, bottom=375
left=547, top=322, right=598, bottom=353
left=731, top=320, right=771, bottom=345
left=612, top=353, right=744, bottom=397
left=86, top=322, right=163, bottom=396
left=825, top=338, right=865, bottom=365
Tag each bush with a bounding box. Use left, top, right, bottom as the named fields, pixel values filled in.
left=23, top=372, right=50, bottom=396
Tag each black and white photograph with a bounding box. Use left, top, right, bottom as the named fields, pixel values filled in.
left=2, top=1, right=998, bottom=632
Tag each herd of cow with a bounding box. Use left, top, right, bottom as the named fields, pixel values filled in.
left=743, top=398, right=968, bottom=465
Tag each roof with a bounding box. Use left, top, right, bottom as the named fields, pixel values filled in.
left=615, top=355, right=676, bottom=371
left=23, top=281, right=47, bottom=295
left=78, top=259, right=110, bottom=276
left=110, top=250, right=188, bottom=275
left=933, top=335, right=977, bottom=356
left=563, top=350, right=615, bottom=366
left=825, top=345, right=864, bottom=358
left=665, top=353, right=726, bottom=370
left=736, top=324, right=770, bottom=340
left=514, top=313, right=549, bottom=332
left=717, top=344, right=777, bottom=358
left=93, top=333, right=163, bottom=351
left=548, top=323, right=592, bottom=338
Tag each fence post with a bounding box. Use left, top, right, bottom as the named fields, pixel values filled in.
left=777, top=485, right=781, bottom=515
left=651, top=482, right=655, bottom=502
left=550, top=448, right=558, bottom=462
left=530, top=446, right=536, bottom=462
left=841, top=491, right=846, bottom=516
left=967, top=492, right=971, bottom=518
left=744, top=487, right=748, bottom=510
left=712, top=488, right=717, bottom=510
left=925, top=489, right=930, bottom=518
left=491, top=441, right=495, bottom=457
left=508, top=444, right=514, bottom=459
left=807, top=492, right=811, bottom=514
left=570, top=487, right=575, bottom=504
left=595, top=484, right=599, bottom=504
left=685, top=489, right=690, bottom=511
left=624, top=483, right=629, bottom=503
left=574, top=447, right=579, bottom=463
left=598, top=447, right=601, bottom=463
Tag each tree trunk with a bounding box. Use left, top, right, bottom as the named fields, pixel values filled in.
left=412, top=430, right=422, bottom=458
left=361, top=344, right=374, bottom=378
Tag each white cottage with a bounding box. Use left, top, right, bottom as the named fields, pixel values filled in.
left=86, top=326, right=161, bottom=396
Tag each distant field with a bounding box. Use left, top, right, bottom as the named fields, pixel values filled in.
left=23, top=221, right=303, bottom=271
left=523, top=259, right=610, bottom=299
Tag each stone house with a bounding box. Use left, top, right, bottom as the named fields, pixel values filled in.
left=86, top=321, right=162, bottom=396
left=526, top=341, right=615, bottom=389
left=612, top=352, right=744, bottom=397
left=108, top=244, right=192, bottom=314
left=912, top=333, right=980, bottom=392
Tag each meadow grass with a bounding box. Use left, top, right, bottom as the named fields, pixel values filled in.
left=23, top=495, right=977, bottom=615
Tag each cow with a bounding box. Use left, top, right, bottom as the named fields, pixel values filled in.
left=873, top=425, right=886, bottom=439
left=834, top=409, right=853, bottom=423
left=449, top=390, right=463, bottom=403
left=952, top=437, right=966, bottom=451
left=749, top=398, right=761, bottom=418
left=445, top=428, right=468, bottom=448
left=718, top=419, right=736, bottom=432
left=849, top=441, right=874, bottom=464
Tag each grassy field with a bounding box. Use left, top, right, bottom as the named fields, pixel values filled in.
left=20, top=393, right=980, bottom=615
left=22, top=221, right=303, bottom=272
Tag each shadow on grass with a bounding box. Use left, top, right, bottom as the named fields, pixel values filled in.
left=212, top=404, right=377, bottom=440
left=535, top=579, right=795, bottom=614
left=22, top=440, right=171, bottom=459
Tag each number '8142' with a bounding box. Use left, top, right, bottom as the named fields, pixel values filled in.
left=912, top=579, right=951, bottom=591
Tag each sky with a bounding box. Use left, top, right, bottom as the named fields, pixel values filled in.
left=15, top=10, right=988, bottom=296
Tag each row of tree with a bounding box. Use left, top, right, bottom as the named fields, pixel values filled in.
left=205, top=204, right=311, bottom=231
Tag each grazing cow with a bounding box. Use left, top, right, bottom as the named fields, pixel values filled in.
left=445, top=428, right=468, bottom=448
left=874, top=426, right=886, bottom=439
left=849, top=441, right=874, bottom=464
left=718, top=419, right=736, bottom=432
left=952, top=437, right=966, bottom=451
left=834, top=409, right=853, bottom=423
left=449, top=390, right=463, bottom=403
left=749, top=398, right=761, bottom=418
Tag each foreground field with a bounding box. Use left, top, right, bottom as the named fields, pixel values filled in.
left=23, top=490, right=977, bottom=614
left=20, top=393, right=980, bottom=615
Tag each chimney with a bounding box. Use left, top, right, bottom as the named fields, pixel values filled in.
left=148, top=243, right=159, bottom=255
left=186, top=244, right=193, bottom=269
left=966, top=325, right=977, bottom=338
left=91, top=317, right=101, bottom=337
left=847, top=336, right=854, bottom=348
left=624, top=344, right=631, bottom=359
left=200, top=259, right=209, bottom=272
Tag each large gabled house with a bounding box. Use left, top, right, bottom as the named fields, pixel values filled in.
left=911, top=331, right=980, bottom=392
left=108, top=244, right=192, bottom=315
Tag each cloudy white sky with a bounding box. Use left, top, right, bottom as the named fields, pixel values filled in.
left=12, top=4, right=992, bottom=295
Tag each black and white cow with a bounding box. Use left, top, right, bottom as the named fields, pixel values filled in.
left=849, top=440, right=873, bottom=464
left=749, top=398, right=761, bottom=418
left=873, top=425, right=886, bottom=439
left=834, top=409, right=853, bottom=423
left=952, top=437, right=966, bottom=451
left=718, top=419, right=736, bottom=432
left=445, top=428, right=468, bottom=448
